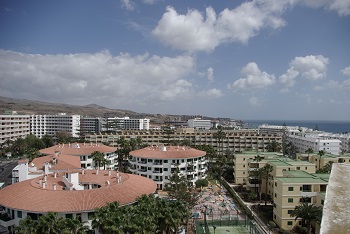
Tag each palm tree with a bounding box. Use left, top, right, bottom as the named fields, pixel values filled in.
left=37, top=212, right=65, bottom=234
left=317, top=150, right=325, bottom=170
left=16, top=216, right=38, bottom=234
left=91, top=151, right=104, bottom=169
left=213, top=126, right=226, bottom=157
left=265, top=141, right=281, bottom=152
left=262, top=164, right=273, bottom=205
left=63, top=217, right=89, bottom=234
left=305, top=148, right=313, bottom=158
left=290, top=202, right=322, bottom=234
left=92, top=202, right=124, bottom=234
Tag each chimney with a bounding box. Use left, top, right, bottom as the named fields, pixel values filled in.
left=42, top=181, right=46, bottom=189
left=44, top=175, right=47, bottom=182
left=82, top=169, right=85, bottom=175
left=53, top=183, right=56, bottom=190
left=108, top=170, right=111, bottom=176
left=39, top=179, right=43, bottom=186
left=96, top=169, right=99, bottom=175
left=54, top=173, right=57, bottom=178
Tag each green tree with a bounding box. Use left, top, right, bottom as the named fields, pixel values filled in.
left=262, top=164, right=273, bottom=205
left=16, top=215, right=38, bottom=234
left=36, top=212, right=65, bottom=234
left=42, top=134, right=54, bottom=148
left=265, top=140, right=282, bottom=152
left=165, top=167, right=198, bottom=209
left=213, top=126, right=226, bottom=157
left=305, top=148, right=314, bottom=158
left=26, top=148, right=41, bottom=162
left=317, top=150, right=325, bottom=170
left=91, top=151, right=105, bottom=169
left=12, top=138, right=28, bottom=157
left=290, top=202, right=322, bottom=234
left=316, top=161, right=333, bottom=174
left=116, top=136, right=132, bottom=172
left=62, top=217, right=89, bottom=234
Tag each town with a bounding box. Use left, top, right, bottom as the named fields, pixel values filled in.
left=0, top=110, right=349, bottom=234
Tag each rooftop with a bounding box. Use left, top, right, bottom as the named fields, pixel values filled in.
left=130, top=145, right=206, bottom=159
left=0, top=170, right=157, bottom=213
left=40, top=143, right=117, bottom=156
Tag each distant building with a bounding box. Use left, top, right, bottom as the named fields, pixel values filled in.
left=0, top=111, right=30, bottom=144
left=30, top=113, right=80, bottom=138
left=80, top=117, right=103, bottom=135
left=129, top=145, right=207, bottom=190
left=187, top=118, right=211, bottom=130
left=102, top=117, right=150, bottom=131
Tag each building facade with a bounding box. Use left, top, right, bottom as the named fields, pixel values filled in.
left=187, top=119, right=212, bottom=130
left=85, top=129, right=282, bottom=154
left=30, top=113, right=81, bottom=138
left=102, top=117, right=150, bottom=131
left=0, top=111, right=30, bottom=144
left=129, top=145, right=207, bottom=190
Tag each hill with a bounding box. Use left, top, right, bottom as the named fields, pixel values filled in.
left=0, top=96, right=163, bottom=121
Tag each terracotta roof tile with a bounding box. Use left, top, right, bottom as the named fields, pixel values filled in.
left=130, top=146, right=206, bottom=159
left=39, top=143, right=116, bottom=156
left=0, top=170, right=156, bottom=213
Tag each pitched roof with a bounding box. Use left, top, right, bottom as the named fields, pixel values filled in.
left=130, top=145, right=206, bottom=159
left=31, top=154, right=81, bottom=171
left=0, top=170, right=157, bottom=213
left=40, top=143, right=117, bottom=156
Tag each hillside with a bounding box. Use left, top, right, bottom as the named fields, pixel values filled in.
left=0, top=96, right=163, bottom=121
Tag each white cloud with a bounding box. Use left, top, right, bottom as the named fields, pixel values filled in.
left=341, top=66, right=350, bottom=77
left=313, top=80, right=340, bottom=90
left=121, top=0, right=135, bottom=11
left=143, top=0, right=162, bottom=4
left=328, top=0, right=350, bottom=16
left=152, top=3, right=287, bottom=53
left=207, top=67, right=214, bottom=82
left=228, top=62, right=275, bottom=90
left=0, top=50, right=197, bottom=105
left=199, top=88, right=223, bottom=98
left=248, top=96, right=260, bottom=106
left=279, top=55, right=329, bottom=87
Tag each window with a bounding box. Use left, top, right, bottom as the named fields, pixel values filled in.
left=288, top=210, right=293, bottom=214
left=66, top=214, right=73, bottom=219
left=305, top=167, right=308, bottom=170
left=321, top=199, right=324, bottom=205
left=296, top=167, right=300, bottom=170
left=164, top=168, right=168, bottom=171
left=182, top=160, right=184, bottom=163
left=148, top=159, right=152, bottom=162
left=88, top=212, right=94, bottom=219
left=287, top=221, right=293, bottom=226
left=17, top=211, right=22, bottom=218
left=274, top=193, right=277, bottom=198
left=288, top=198, right=293, bottom=203
left=164, top=160, right=168, bottom=163
left=288, top=187, right=294, bottom=191
left=275, top=182, right=277, bottom=187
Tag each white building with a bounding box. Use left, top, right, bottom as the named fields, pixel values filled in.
left=80, top=117, right=103, bottom=135
left=103, top=117, right=150, bottom=131
left=187, top=118, right=211, bottom=130
left=1, top=157, right=156, bottom=233
left=0, top=111, right=30, bottom=144
left=30, top=113, right=81, bottom=138
left=129, top=145, right=207, bottom=190
left=39, top=143, right=118, bottom=170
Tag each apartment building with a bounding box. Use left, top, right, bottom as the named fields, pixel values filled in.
left=30, top=113, right=81, bottom=138
left=129, top=145, right=207, bottom=190
left=0, top=111, right=30, bottom=144
left=85, top=129, right=282, bottom=154
left=1, top=157, right=156, bottom=232
left=39, top=143, right=118, bottom=170
left=297, top=152, right=350, bottom=170
left=80, top=117, right=103, bottom=135
left=103, top=117, right=150, bottom=131
left=187, top=118, right=212, bottom=130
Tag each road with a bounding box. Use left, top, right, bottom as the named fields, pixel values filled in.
left=0, top=160, right=18, bottom=188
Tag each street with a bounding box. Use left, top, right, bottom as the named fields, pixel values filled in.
left=0, top=160, right=18, bottom=188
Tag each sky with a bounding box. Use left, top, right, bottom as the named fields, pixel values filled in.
left=0, top=0, right=350, bottom=121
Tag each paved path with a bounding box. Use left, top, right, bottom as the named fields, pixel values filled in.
left=0, top=160, right=18, bottom=188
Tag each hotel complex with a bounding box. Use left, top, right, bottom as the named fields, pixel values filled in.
left=0, top=111, right=30, bottom=144
left=0, top=151, right=157, bottom=233
left=129, top=145, right=207, bottom=189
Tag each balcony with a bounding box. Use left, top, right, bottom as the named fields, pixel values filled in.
left=0, top=214, right=16, bottom=227
left=153, top=162, right=162, bottom=165
left=300, top=192, right=317, bottom=197
left=153, top=171, right=163, bottom=174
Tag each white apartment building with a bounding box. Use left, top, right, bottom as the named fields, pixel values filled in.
left=80, top=117, right=103, bottom=135
left=289, top=132, right=341, bottom=155
left=129, top=145, right=207, bottom=190
left=187, top=118, right=211, bottom=130
left=30, top=113, right=80, bottom=138
left=0, top=111, right=30, bottom=144
left=103, top=117, right=150, bottom=131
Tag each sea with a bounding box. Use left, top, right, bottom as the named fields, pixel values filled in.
left=243, top=120, right=350, bottom=134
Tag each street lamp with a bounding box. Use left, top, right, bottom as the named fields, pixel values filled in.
left=213, top=225, right=217, bottom=234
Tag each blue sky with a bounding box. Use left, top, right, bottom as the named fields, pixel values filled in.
left=0, top=0, right=350, bottom=121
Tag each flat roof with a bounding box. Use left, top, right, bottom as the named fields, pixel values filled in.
left=276, top=177, right=328, bottom=184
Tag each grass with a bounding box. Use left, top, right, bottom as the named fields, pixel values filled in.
left=207, top=225, right=250, bottom=234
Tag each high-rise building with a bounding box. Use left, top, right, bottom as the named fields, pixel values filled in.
left=0, top=111, right=30, bottom=144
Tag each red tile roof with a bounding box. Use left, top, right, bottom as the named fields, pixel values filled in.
left=31, top=154, right=81, bottom=171
left=0, top=170, right=156, bottom=213
left=39, top=143, right=117, bottom=156
left=130, top=146, right=206, bottom=159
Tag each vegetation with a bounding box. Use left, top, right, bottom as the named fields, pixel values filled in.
left=91, top=151, right=106, bottom=169
left=16, top=212, right=89, bottom=234
left=290, top=202, right=322, bottom=234
left=265, top=141, right=281, bottom=152
left=92, top=194, right=190, bottom=234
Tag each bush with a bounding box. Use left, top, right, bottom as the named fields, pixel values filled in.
left=268, top=221, right=276, bottom=228
left=294, top=225, right=307, bottom=234
left=195, top=179, right=209, bottom=188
